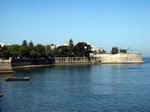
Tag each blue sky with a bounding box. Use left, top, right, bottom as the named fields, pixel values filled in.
left=0, top=0, right=150, bottom=56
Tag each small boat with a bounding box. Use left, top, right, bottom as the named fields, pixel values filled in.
left=0, top=93, right=3, bottom=97
left=5, top=77, right=31, bottom=81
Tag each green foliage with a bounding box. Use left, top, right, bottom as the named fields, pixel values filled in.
left=29, top=50, right=37, bottom=58
left=74, top=42, right=92, bottom=57
left=120, top=49, right=127, bottom=53
left=57, top=46, right=69, bottom=57
left=22, top=40, right=28, bottom=46
left=29, top=41, right=34, bottom=48
left=54, top=41, right=91, bottom=58
left=60, top=46, right=74, bottom=57
left=50, top=48, right=59, bottom=57
left=69, top=39, right=74, bottom=48
left=45, top=45, right=52, bottom=56
left=34, top=44, right=46, bottom=57
left=111, top=47, right=119, bottom=54
left=0, top=40, right=92, bottom=59
left=8, top=44, right=21, bottom=57
left=0, top=46, right=13, bottom=59
left=19, top=46, right=30, bottom=57
left=0, top=41, right=46, bottom=59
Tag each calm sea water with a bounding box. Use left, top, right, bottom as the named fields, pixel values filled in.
left=0, top=58, right=150, bottom=112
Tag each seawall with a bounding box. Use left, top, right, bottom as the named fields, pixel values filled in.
left=0, top=58, right=14, bottom=73
left=93, top=53, right=143, bottom=64
left=54, top=53, right=143, bottom=64
left=11, top=58, right=53, bottom=67
left=54, top=57, right=91, bottom=64
left=0, top=53, right=143, bottom=72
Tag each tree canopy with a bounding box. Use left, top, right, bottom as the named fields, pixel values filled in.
left=74, top=42, right=92, bottom=57
left=22, top=40, right=28, bottom=46
left=111, top=47, right=119, bottom=54
left=1, top=40, right=128, bottom=59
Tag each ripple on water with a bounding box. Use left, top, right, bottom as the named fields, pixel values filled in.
left=0, top=62, right=150, bottom=112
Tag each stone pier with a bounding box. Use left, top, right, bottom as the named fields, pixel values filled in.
left=0, top=58, right=13, bottom=73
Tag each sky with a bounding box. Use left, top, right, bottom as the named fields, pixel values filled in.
left=0, top=0, right=150, bottom=56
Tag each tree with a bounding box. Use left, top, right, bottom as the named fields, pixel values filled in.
left=57, top=46, right=69, bottom=57
left=111, top=47, right=119, bottom=54
left=45, top=45, right=53, bottom=57
left=29, top=49, right=39, bottom=58
left=69, top=39, right=74, bottom=48
left=51, top=48, right=59, bottom=57
left=8, top=44, right=21, bottom=58
left=74, top=42, right=92, bottom=58
left=0, top=46, right=13, bottom=59
left=120, top=49, right=127, bottom=53
left=29, top=41, right=34, bottom=48
left=19, top=46, right=30, bottom=58
left=22, top=40, right=28, bottom=46
left=34, top=44, right=46, bottom=57
left=101, top=50, right=106, bottom=54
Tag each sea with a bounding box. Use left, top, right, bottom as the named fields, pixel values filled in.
left=0, top=58, right=150, bottom=112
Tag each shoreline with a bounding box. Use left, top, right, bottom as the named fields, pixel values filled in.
left=12, top=63, right=91, bottom=69
left=0, top=62, right=144, bottom=73
left=0, top=55, right=144, bottom=72
left=11, top=61, right=144, bottom=69
left=12, top=64, right=52, bottom=69
left=0, top=70, right=14, bottom=74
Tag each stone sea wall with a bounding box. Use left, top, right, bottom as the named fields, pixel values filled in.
left=0, top=53, right=143, bottom=72
left=0, top=58, right=13, bottom=73
left=0, top=58, right=53, bottom=72
left=11, top=58, right=53, bottom=67
left=54, top=53, right=143, bottom=64
left=54, top=57, right=92, bottom=64
left=94, top=53, right=143, bottom=64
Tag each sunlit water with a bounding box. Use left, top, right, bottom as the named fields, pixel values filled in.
left=0, top=58, right=150, bottom=112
